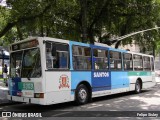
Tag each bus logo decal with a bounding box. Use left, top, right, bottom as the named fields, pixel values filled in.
left=59, top=75, right=70, bottom=89
left=94, top=72, right=109, bottom=78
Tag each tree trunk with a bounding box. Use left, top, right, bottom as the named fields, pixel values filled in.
left=115, top=17, right=131, bottom=49
left=16, top=24, right=23, bottom=40
left=88, top=28, right=94, bottom=44
left=80, top=0, right=87, bottom=43
left=153, top=45, right=155, bottom=58
left=40, top=16, right=44, bottom=37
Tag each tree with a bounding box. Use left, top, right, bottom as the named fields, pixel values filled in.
left=0, top=0, right=160, bottom=53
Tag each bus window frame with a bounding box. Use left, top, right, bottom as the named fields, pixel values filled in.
left=123, top=53, right=133, bottom=71
left=10, top=47, right=42, bottom=78
left=133, top=54, right=143, bottom=71
left=45, top=41, right=70, bottom=71
left=109, top=50, right=122, bottom=71
left=93, top=48, right=109, bottom=70
left=143, top=56, right=151, bottom=71
left=72, top=45, right=91, bottom=71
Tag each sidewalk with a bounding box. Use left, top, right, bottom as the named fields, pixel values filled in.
left=0, top=81, right=9, bottom=104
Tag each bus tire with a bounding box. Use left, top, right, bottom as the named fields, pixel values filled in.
left=75, top=84, right=89, bottom=105
left=135, top=80, right=141, bottom=93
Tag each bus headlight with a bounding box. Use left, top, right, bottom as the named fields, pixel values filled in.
left=34, top=93, right=44, bottom=98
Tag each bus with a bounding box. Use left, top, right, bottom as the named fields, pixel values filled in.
left=7, top=37, right=156, bottom=105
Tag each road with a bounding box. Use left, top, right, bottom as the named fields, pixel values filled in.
left=0, top=83, right=160, bottom=120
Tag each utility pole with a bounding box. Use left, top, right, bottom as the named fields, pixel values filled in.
left=109, top=27, right=160, bottom=57
left=115, top=27, right=160, bottom=43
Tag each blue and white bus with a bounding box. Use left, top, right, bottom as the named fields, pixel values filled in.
left=7, top=37, right=156, bottom=105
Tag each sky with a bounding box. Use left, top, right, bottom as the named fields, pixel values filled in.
left=0, top=0, right=6, bottom=7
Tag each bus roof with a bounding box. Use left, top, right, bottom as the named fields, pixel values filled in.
left=10, top=36, right=154, bottom=57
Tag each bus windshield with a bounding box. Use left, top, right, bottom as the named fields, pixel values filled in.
left=10, top=48, right=41, bottom=78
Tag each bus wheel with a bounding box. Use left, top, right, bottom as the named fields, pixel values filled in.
left=75, top=84, right=89, bottom=105
left=135, top=80, right=141, bottom=93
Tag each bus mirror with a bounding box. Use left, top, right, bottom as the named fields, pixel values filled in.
left=52, top=46, right=56, bottom=56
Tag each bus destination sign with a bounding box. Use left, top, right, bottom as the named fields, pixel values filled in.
left=12, top=40, right=39, bottom=51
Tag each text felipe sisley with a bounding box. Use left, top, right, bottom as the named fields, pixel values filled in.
left=137, top=112, right=158, bottom=117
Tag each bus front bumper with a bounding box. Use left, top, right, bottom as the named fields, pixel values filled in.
left=7, top=95, right=46, bottom=105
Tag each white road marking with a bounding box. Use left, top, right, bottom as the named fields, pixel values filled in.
left=52, top=111, right=71, bottom=117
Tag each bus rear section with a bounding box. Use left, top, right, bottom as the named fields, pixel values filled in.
left=7, top=37, right=74, bottom=105
left=7, top=39, right=46, bottom=105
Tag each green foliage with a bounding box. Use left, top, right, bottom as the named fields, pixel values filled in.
left=0, top=0, right=160, bottom=53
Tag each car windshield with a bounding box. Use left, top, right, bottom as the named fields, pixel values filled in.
left=10, top=48, right=41, bottom=78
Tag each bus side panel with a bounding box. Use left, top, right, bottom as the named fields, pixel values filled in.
left=71, top=71, right=91, bottom=94
left=45, top=71, right=72, bottom=105
left=128, top=71, right=156, bottom=90
left=91, top=71, right=111, bottom=91
left=111, top=72, right=129, bottom=89
left=92, top=71, right=130, bottom=98
left=141, top=76, right=156, bottom=89
left=128, top=76, right=137, bottom=91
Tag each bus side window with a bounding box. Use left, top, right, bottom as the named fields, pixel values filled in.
left=59, top=52, right=68, bottom=68
left=123, top=53, right=133, bottom=71
left=109, top=51, right=121, bottom=70
left=143, top=56, right=151, bottom=71
left=93, top=49, right=108, bottom=70
left=133, top=54, right=143, bottom=71
left=45, top=42, right=69, bottom=70
left=72, top=46, right=91, bottom=70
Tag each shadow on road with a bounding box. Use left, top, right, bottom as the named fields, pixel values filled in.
left=10, top=87, right=158, bottom=111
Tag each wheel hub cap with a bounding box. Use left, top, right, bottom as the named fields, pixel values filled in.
left=79, top=89, right=87, bottom=100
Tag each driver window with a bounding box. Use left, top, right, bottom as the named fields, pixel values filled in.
left=46, top=42, right=53, bottom=68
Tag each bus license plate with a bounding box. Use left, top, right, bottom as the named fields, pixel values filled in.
left=18, top=82, right=34, bottom=90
